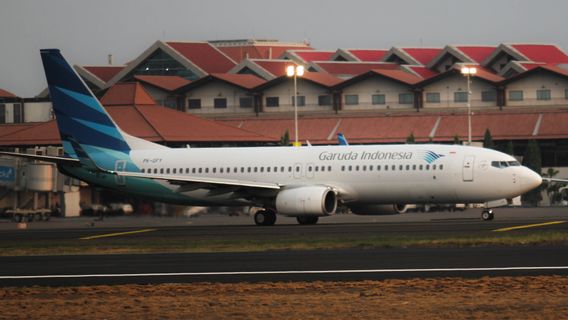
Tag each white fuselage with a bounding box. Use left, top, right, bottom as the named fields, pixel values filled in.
left=128, top=144, right=542, bottom=206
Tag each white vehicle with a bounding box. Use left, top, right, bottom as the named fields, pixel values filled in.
left=0, top=49, right=544, bottom=225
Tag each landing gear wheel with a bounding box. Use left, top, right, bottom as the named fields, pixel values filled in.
left=481, top=209, right=494, bottom=221
left=254, top=210, right=277, bottom=226
left=296, top=216, right=319, bottom=225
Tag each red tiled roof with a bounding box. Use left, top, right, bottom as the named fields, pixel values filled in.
left=290, top=50, right=335, bottom=62
left=539, top=112, right=568, bottom=139
left=406, top=66, right=438, bottom=79
left=369, top=69, right=423, bottom=84
left=166, top=42, right=236, bottom=73
left=0, top=123, right=36, bottom=139
left=311, top=62, right=399, bottom=76
left=219, top=45, right=312, bottom=62
left=337, top=116, right=438, bottom=143
left=0, top=88, right=17, bottom=98
left=346, top=49, right=388, bottom=62
left=209, top=73, right=266, bottom=89
left=539, top=65, right=568, bottom=77
left=455, top=46, right=497, bottom=63
left=435, top=113, right=539, bottom=141
left=134, top=75, right=191, bottom=91
left=83, top=66, right=125, bottom=82
left=222, top=118, right=340, bottom=143
left=253, top=60, right=296, bottom=77
left=518, top=62, right=545, bottom=70
left=0, top=106, right=276, bottom=146
left=510, top=44, right=568, bottom=64
left=134, top=105, right=274, bottom=142
left=100, top=82, right=156, bottom=106
left=0, top=121, right=61, bottom=146
left=447, top=65, right=504, bottom=83
left=300, top=72, right=343, bottom=87
left=401, top=48, right=443, bottom=65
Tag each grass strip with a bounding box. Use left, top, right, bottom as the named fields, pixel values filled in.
left=0, top=231, right=567, bottom=256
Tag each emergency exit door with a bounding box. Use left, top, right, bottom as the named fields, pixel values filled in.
left=462, top=155, right=474, bottom=182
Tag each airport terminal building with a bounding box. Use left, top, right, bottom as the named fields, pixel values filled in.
left=1, top=39, right=568, bottom=215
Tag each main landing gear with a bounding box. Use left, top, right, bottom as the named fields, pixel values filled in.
left=254, top=209, right=277, bottom=226
left=481, top=209, right=494, bottom=221
left=296, top=216, right=319, bottom=225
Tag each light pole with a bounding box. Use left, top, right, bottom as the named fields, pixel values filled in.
left=286, top=65, right=304, bottom=147
left=461, top=66, right=477, bottom=145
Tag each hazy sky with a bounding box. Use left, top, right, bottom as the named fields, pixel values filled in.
left=1, top=0, right=568, bottom=97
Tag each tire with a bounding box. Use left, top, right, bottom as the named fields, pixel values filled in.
left=481, top=210, right=493, bottom=221
left=254, top=210, right=276, bottom=226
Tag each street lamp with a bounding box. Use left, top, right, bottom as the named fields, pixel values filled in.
left=287, top=65, right=304, bottom=147
left=461, top=66, right=477, bottom=145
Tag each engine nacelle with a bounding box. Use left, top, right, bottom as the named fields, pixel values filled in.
left=349, top=204, right=408, bottom=215
left=275, top=186, right=337, bottom=216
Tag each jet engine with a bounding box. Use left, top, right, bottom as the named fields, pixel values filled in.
left=348, top=204, right=409, bottom=215
left=275, top=186, right=337, bottom=216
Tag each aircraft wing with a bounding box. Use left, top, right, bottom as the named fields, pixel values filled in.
left=0, top=151, right=80, bottom=166
left=115, top=171, right=281, bottom=190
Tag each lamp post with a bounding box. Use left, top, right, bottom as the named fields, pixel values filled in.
left=286, top=65, right=304, bottom=147
left=461, top=66, right=477, bottom=145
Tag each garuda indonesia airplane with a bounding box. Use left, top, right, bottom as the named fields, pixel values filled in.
left=0, top=49, right=545, bottom=225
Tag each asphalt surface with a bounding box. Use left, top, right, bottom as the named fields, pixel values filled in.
left=0, top=207, right=567, bottom=286
left=0, top=246, right=567, bottom=286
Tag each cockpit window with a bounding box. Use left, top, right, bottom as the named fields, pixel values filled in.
left=492, top=160, right=520, bottom=168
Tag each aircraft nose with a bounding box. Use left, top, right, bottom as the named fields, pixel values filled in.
left=520, top=168, right=543, bottom=193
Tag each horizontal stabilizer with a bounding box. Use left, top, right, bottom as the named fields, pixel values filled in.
left=0, top=151, right=80, bottom=165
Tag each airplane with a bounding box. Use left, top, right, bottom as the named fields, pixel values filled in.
left=0, top=49, right=545, bottom=225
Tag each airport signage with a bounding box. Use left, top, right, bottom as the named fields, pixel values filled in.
left=0, top=166, right=15, bottom=182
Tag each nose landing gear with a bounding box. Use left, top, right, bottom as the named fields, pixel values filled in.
left=481, top=209, right=494, bottom=221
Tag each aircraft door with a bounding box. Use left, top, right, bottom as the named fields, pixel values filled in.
left=462, top=155, right=474, bottom=182
left=115, top=160, right=127, bottom=186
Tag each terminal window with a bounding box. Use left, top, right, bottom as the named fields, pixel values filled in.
left=372, top=94, right=386, bottom=105
left=509, top=90, right=523, bottom=101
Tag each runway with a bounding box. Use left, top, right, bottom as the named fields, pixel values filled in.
left=1, top=246, right=567, bottom=286
left=0, top=207, right=567, bottom=286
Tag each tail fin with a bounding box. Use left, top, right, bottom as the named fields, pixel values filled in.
left=337, top=133, right=349, bottom=146
left=40, top=49, right=165, bottom=170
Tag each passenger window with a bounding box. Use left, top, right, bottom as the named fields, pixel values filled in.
left=341, top=165, right=345, bottom=171
left=362, top=165, right=367, bottom=171
left=384, top=165, right=388, bottom=171
left=205, top=168, right=209, bottom=173
left=369, top=165, right=373, bottom=171
left=247, top=167, right=251, bottom=173
left=192, top=168, right=196, bottom=174
left=198, top=168, right=202, bottom=174
left=308, top=166, right=312, bottom=172
left=185, top=168, right=190, bottom=174
left=154, top=168, right=158, bottom=174
left=419, top=164, right=423, bottom=170
left=412, top=165, right=416, bottom=170
left=141, top=168, right=145, bottom=173
left=392, top=165, right=396, bottom=171
left=166, top=168, right=170, bottom=174
left=355, top=165, right=359, bottom=171
left=314, top=166, right=319, bottom=172
left=377, top=165, right=381, bottom=171
left=440, top=165, right=444, bottom=170
left=328, top=166, right=332, bottom=172
left=267, top=167, right=271, bottom=173
left=349, top=165, right=353, bottom=171
left=212, top=168, right=216, bottom=173
left=239, top=167, right=243, bottom=173
left=406, top=165, right=410, bottom=171
left=288, top=167, right=292, bottom=172
left=399, top=165, right=403, bottom=171
left=432, top=165, right=437, bottom=170
left=220, top=168, right=224, bottom=173
left=260, top=167, right=264, bottom=173
left=160, top=168, right=164, bottom=174
left=173, top=168, right=177, bottom=174
left=296, top=166, right=300, bottom=172
left=254, top=167, right=258, bottom=173
left=426, top=165, right=430, bottom=170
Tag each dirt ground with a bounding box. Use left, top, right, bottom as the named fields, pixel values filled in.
left=1, top=276, right=568, bottom=319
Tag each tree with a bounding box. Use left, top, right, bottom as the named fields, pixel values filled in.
left=453, top=135, right=461, bottom=145
left=542, top=167, right=563, bottom=205
left=406, top=132, right=415, bottom=144
left=280, top=130, right=290, bottom=146
left=521, top=140, right=543, bottom=206
left=483, top=129, right=494, bottom=149
left=505, top=140, right=515, bottom=156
